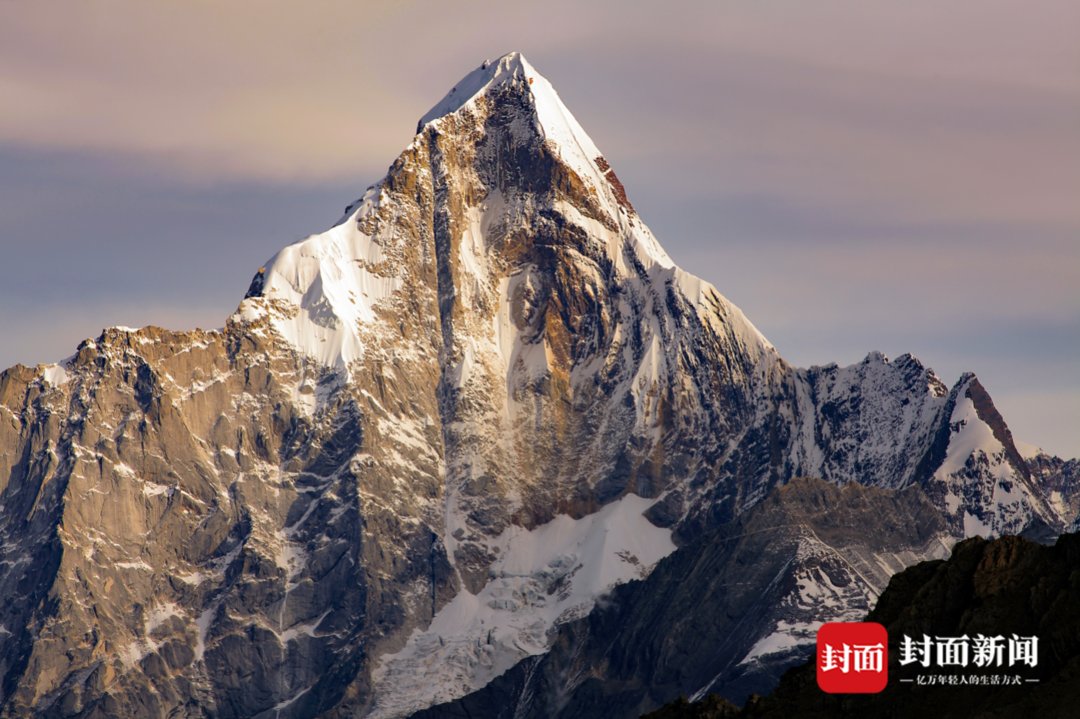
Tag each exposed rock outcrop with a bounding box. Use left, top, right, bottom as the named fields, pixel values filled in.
left=0, top=52, right=1074, bottom=718
left=653, top=532, right=1080, bottom=718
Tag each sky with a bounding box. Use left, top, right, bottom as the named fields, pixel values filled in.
left=0, top=1, right=1077, bottom=457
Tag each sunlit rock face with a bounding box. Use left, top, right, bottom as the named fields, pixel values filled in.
left=0, top=52, right=1072, bottom=719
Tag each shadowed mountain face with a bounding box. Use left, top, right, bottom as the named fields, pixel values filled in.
left=649, top=532, right=1080, bottom=719
left=0, top=52, right=1075, bottom=718
left=413, top=479, right=951, bottom=719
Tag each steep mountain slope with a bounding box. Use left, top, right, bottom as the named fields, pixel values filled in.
left=0, top=52, right=1074, bottom=718
left=652, top=532, right=1080, bottom=719
left=413, top=479, right=952, bottom=718
left=784, top=355, right=1057, bottom=538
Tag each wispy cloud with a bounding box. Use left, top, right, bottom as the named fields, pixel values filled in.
left=0, top=1, right=1076, bottom=455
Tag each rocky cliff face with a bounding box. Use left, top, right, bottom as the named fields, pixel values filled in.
left=0, top=52, right=1075, bottom=718
left=0, top=326, right=387, bottom=718
left=652, top=532, right=1080, bottom=719
left=414, top=479, right=952, bottom=718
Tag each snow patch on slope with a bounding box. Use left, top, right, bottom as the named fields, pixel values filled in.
left=937, top=396, right=1006, bottom=478
left=235, top=187, right=402, bottom=367
left=368, top=493, right=675, bottom=718
left=933, top=391, right=1042, bottom=536
left=41, top=363, right=70, bottom=386
left=740, top=619, right=818, bottom=665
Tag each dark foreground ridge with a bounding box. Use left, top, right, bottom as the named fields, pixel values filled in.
left=647, top=531, right=1080, bottom=718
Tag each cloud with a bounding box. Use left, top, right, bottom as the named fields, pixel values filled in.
left=0, top=2, right=422, bottom=182
left=0, top=0, right=1076, bottom=455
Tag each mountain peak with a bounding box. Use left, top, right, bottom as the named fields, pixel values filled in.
left=237, top=53, right=774, bottom=371
left=417, top=52, right=613, bottom=207
left=417, top=51, right=535, bottom=129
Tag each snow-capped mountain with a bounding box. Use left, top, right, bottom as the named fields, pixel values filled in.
left=0, top=52, right=1074, bottom=718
